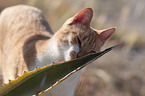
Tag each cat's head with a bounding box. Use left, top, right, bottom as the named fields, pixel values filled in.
left=58, top=8, right=115, bottom=58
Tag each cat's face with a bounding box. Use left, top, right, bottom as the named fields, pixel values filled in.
left=58, top=8, right=115, bottom=58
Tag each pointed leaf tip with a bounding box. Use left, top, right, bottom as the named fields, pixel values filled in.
left=110, top=42, right=124, bottom=49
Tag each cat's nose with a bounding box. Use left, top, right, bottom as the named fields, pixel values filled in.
left=77, top=52, right=87, bottom=58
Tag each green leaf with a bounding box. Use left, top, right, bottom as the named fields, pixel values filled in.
left=0, top=43, right=122, bottom=96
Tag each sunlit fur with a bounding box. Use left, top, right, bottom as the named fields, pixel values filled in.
left=0, top=5, right=115, bottom=96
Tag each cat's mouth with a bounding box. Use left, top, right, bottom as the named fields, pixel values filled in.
left=77, top=50, right=96, bottom=58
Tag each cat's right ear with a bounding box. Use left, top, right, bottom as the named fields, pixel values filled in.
left=96, top=27, right=116, bottom=43
left=69, top=8, right=93, bottom=28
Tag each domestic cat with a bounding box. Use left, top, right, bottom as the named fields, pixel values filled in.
left=0, top=5, right=115, bottom=96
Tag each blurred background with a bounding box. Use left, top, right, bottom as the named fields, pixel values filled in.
left=0, top=0, right=145, bottom=96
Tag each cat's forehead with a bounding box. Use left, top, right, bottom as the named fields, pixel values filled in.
left=63, top=19, right=94, bottom=33
left=69, top=25, right=102, bottom=48
left=62, top=19, right=99, bottom=40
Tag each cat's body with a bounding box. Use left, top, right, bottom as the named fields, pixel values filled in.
left=0, top=5, right=115, bottom=96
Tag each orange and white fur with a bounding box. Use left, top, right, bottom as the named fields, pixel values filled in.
left=0, top=5, right=115, bottom=96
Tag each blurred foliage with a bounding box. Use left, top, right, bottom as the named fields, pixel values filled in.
left=0, top=0, right=145, bottom=96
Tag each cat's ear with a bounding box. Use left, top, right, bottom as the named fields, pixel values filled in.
left=70, top=8, right=93, bottom=27
left=97, top=27, right=116, bottom=43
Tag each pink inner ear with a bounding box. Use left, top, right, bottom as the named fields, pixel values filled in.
left=97, top=27, right=116, bottom=43
left=70, top=8, right=93, bottom=27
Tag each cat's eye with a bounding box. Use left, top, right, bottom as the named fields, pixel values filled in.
left=77, top=36, right=81, bottom=46
left=88, top=50, right=96, bottom=54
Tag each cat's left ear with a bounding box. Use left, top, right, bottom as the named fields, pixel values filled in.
left=97, top=27, right=116, bottom=43
left=70, top=8, right=93, bottom=28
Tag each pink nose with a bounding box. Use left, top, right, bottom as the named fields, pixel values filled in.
left=77, top=52, right=87, bottom=58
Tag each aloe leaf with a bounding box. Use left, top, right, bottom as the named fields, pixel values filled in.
left=0, top=43, right=122, bottom=96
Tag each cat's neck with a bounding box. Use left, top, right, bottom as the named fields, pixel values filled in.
left=35, top=36, right=63, bottom=69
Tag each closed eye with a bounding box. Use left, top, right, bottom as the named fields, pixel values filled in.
left=77, top=36, right=81, bottom=47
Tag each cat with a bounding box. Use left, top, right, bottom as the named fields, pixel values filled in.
left=0, top=5, right=115, bottom=96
